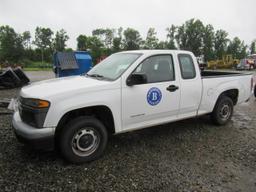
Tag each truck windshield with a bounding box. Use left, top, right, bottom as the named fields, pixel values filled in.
left=87, top=53, right=141, bottom=80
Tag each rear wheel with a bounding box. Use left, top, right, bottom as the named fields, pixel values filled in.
left=211, top=96, right=233, bottom=125
left=59, top=116, right=108, bottom=163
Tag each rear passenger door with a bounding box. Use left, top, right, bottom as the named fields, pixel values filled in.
left=122, top=55, right=181, bottom=131
left=178, top=53, right=202, bottom=118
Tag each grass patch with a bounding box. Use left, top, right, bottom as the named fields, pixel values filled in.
left=22, top=60, right=52, bottom=68
left=23, top=67, right=52, bottom=71
left=21, top=60, right=53, bottom=71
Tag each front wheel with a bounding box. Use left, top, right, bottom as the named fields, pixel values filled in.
left=211, top=96, right=233, bottom=125
left=59, top=116, right=108, bottom=163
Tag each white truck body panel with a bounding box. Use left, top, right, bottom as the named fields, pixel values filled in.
left=177, top=52, right=202, bottom=120
left=198, top=75, right=251, bottom=115
left=20, top=76, right=123, bottom=132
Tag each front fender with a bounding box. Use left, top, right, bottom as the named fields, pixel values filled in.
left=43, top=89, right=122, bottom=133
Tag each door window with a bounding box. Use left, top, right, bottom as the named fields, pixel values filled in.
left=134, top=55, right=174, bottom=83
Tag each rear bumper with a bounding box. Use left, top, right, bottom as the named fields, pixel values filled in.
left=12, top=111, right=55, bottom=150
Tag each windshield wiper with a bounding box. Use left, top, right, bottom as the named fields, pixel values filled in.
left=86, top=73, right=113, bottom=81
left=86, top=73, right=111, bottom=81
left=87, top=74, right=104, bottom=78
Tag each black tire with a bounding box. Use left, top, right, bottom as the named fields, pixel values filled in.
left=211, top=96, right=233, bottom=125
left=254, top=86, right=256, bottom=98
left=59, top=116, right=108, bottom=163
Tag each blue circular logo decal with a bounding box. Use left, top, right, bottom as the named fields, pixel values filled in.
left=147, top=87, right=162, bottom=106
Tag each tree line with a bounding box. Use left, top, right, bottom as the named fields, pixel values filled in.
left=0, top=18, right=255, bottom=67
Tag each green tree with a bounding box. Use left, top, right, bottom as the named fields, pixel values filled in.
left=202, top=24, right=215, bottom=61
left=123, top=28, right=142, bottom=50
left=87, top=36, right=104, bottom=63
left=65, top=48, right=73, bottom=52
left=111, top=27, right=123, bottom=52
left=0, top=25, right=24, bottom=63
left=92, top=28, right=105, bottom=46
left=117, top=27, right=123, bottom=38
left=156, top=41, right=167, bottom=49
left=87, top=36, right=103, bottom=50
left=166, top=25, right=177, bottom=49
left=112, top=37, right=122, bottom=52
left=92, top=28, right=114, bottom=49
left=22, top=31, right=31, bottom=49
left=53, top=29, right=69, bottom=51
left=144, top=28, right=159, bottom=49
left=21, top=31, right=35, bottom=63
left=104, top=29, right=115, bottom=49
left=175, top=19, right=204, bottom=56
left=34, top=27, right=53, bottom=64
left=250, top=41, right=256, bottom=54
left=214, top=29, right=229, bottom=59
left=227, top=37, right=247, bottom=59
left=77, top=35, right=88, bottom=51
left=77, top=34, right=103, bottom=62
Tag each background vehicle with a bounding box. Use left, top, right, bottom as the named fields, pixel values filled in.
left=247, top=54, right=256, bottom=68
left=12, top=50, right=253, bottom=163
left=207, top=54, right=239, bottom=69
left=197, top=55, right=207, bottom=70
left=236, top=58, right=254, bottom=70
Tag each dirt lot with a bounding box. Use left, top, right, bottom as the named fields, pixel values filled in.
left=0, top=71, right=256, bottom=192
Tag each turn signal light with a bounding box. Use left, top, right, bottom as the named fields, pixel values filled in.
left=38, top=100, right=50, bottom=108
left=21, top=98, right=50, bottom=109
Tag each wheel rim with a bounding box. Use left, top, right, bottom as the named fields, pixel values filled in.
left=219, top=104, right=231, bottom=121
left=71, top=127, right=100, bottom=157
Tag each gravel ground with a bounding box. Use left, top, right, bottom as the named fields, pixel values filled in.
left=0, top=71, right=256, bottom=192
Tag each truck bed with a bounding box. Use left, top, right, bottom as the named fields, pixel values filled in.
left=201, top=70, right=251, bottom=78
left=198, top=70, right=252, bottom=116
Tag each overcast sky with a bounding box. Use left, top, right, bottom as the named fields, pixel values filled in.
left=0, top=0, right=255, bottom=49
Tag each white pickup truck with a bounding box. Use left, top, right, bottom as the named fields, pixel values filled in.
left=12, top=50, right=253, bottom=163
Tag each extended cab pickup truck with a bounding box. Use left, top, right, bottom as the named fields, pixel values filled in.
left=12, top=50, right=253, bottom=163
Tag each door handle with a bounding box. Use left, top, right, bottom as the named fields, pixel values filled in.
left=166, top=85, right=179, bottom=92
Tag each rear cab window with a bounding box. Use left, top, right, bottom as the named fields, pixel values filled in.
left=178, top=54, right=196, bottom=79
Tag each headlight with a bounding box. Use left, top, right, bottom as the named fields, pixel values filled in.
left=19, top=97, right=50, bottom=128
left=21, top=98, right=50, bottom=109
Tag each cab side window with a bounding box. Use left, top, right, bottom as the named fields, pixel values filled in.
left=134, top=55, right=174, bottom=83
left=178, top=54, right=196, bottom=79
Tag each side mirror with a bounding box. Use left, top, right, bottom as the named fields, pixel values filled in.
left=126, top=73, right=147, bottom=86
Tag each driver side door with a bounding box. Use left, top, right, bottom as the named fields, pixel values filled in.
left=121, top=54, right=180, bottom=131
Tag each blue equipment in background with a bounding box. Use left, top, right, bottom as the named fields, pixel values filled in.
left=53, top=51, right=92, bottom=77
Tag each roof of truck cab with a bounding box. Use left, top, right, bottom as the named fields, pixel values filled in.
left=117, top=49, right=193, bottom=55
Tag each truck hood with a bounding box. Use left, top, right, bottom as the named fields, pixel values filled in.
left=20, top=76, right=113, bottom=99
